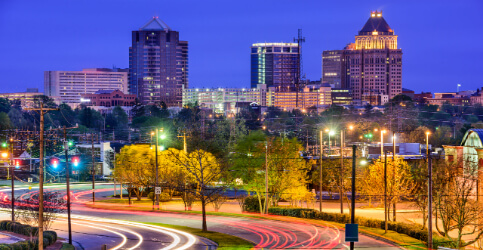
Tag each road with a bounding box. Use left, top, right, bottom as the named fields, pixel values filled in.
left=0, top=183, right=210, bottom=250
left=1, top=182, right=400, bottom=249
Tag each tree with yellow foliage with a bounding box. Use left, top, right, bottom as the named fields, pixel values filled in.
left=164, top=148, right=226, bottom=232
left=114, top=144, right=155, bottom=201
left=360, top=156, right=415, bottom=221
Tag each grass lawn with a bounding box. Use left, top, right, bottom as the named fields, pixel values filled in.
left=140, top=222, right=255, bottom=250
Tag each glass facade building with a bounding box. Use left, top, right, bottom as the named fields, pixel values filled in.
left=129, top=17, right=188, bottom=107
left=250, top=43, right=300, bottom=89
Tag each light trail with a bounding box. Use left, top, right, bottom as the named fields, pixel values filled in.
left=63, top=214, right=197, bottom=250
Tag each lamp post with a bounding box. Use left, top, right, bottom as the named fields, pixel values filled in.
left=154, top=128, right=165, bottom=210
left=380, top=130, right=387, bottom=156
left=384, top=151, right=388, bottom=233
left=265, top=141, right=269, bottom=214
left=426, top=131, right=432, bottom=250
left=9, top=137, right=14, bottom=222
left=319, top=130, right=323, bottom=212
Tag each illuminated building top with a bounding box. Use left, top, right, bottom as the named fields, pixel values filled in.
left=355, top=11, right=397, bottom=50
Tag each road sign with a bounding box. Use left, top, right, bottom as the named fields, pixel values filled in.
left=345, top=224, right=359, bottom=242
left=155, top=187, right=161, bottom=195
left=28, top=178, right=32, bottom=183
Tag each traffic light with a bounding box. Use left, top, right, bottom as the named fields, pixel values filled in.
left=1, top=142, right=7, bottom=148
left=364, top=133, right=373, bottom=139
left=15, top=160, right=20, bottom=169
left=72, top=156, right=79, bottom=167
left=52, top=158, right=59, bottom=168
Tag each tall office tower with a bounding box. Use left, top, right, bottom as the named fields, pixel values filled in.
left=129, top=17, right=188, bottom=106
left=44, top=68, right=128, bottom=108
left=322, top=50, right=345, bottom=88
left=322, top=11, right=402, bottom=104
left=250, top=43, right=300, bottom=89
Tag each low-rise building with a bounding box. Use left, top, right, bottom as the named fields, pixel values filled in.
left=267, top=85, right=332, bottom=111
left=0, top=88, right=45, bottom=109
left=331, top=88, right=352, bottom=105
left=427, top=93, right=470, bottom=106
left=182, top=85, right=267, bottom=114
left=81, top=90, right=136, bottom=107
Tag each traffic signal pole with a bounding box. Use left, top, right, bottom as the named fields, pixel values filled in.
left=10, top=137, right=14, bottom=222
left=155, top=129, right=159, bottom=209
left=63, top=127, right=72, bottom=245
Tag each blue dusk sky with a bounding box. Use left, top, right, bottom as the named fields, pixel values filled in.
left=0, top=0, right=482, bottom=94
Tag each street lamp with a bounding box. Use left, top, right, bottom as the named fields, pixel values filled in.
left=154, top=128, right=166, bottom=210
left=380, top=130, right=387, bottom=156
left=426, top=131, right=433, bottom=250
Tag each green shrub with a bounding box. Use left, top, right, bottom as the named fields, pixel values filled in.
left=61, top=243, right=75, bottom=250
left=243, top=196, right=265, bottom=212
left=159, top=192, right=171, bottom=202
left=0, top=244, right=10, bottom=250
left=10, top=241, right=29, bottom=250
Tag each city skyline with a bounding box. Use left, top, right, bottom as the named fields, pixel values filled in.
left=1, top=0, right=482, bottom=94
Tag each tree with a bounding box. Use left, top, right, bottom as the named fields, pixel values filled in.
left=15, top=191, right=66, bottom=241
left=0, top=112, right=12, bottom=130
left=432, top=159, right=483, bottom=248
left=360, top=156, right=415, bottom=221
left=114, top=144, right=155, bottom=200
left=231, top=135, right=309, bottom=213
left=165, top=148, right=226, bottom=232
left=0, top=98, right=11, bottom=114
left=8, top=108, right=29, bottom=129
left=408, top=126, right=431, bottom=144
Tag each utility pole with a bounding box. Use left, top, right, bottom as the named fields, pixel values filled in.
left=25, top=102, right=58, bottom=250
left=91, top=133, right=95, bottom=203
left=319, top=130, right=323, bottom=212
left=384, top=151, right=388, bottom=233
left=350, top=145, right=357, bottom=250
left=340, top=130, right=344, bottom=214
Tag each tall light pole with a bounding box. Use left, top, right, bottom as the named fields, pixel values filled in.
left=426, top=131, right=432, bottom=250
left=350, top=145, right=357, bottom=250
left=265, top=141, right=269, bottom=214
left=9, top=137, right=14, bottom=222
left=154, top=128, right=165, bottom=210
left=380, top=130, right=386, bottom=156
left=392, top=131, right=397, bottom=221
left=384, top=151, right=388, bottom=233
left=319, top=130, right=323, bottom=212
left=340, top=130, right=344, bottom=214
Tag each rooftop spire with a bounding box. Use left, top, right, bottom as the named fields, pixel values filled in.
left=359, top=10, right=393, bottom=35
left=140, top=16, right=171, bottom=31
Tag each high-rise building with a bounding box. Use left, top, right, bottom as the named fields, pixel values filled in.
left=44, top=68, right=128, bottom=108
left=250, top=43, right=300, bottom=89
left=322, top=11, right=402, bottom=104
left=322, top=50, right=345, bottom=89
left=129, top=17, right=188, bottom=107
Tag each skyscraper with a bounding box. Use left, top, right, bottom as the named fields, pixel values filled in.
left=129, top=17, right=188, bottom=106
left=250, top=43, right=300, bottom=89
left=322, top=11, right=402, bottom=104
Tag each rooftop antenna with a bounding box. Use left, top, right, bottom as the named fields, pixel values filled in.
left=294, top=29, right=306, bottom=108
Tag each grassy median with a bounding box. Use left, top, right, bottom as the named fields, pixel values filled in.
left=140, top=222, right=255, bottom=250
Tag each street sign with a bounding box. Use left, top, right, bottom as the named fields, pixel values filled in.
left=345, top=224, right=359, bottom=242
left=155, top=187, right=161, bottom=195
